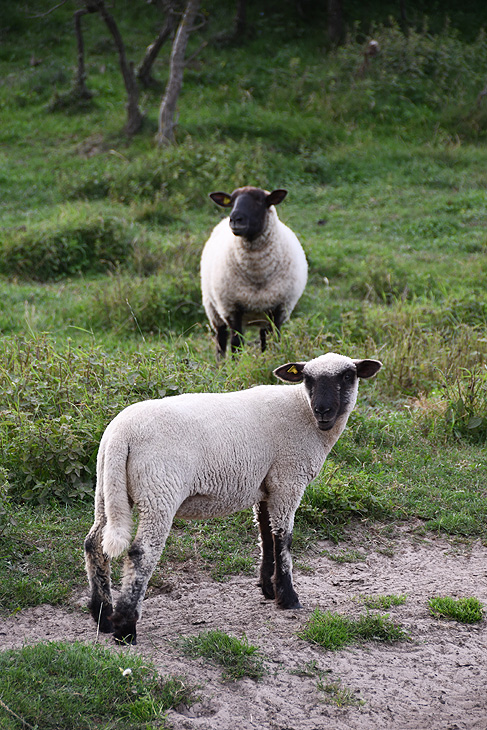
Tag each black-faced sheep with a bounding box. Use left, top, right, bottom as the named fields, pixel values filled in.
left=84, top=352, right=382, bottom=644
left=200, top=186, right=308, bottom=357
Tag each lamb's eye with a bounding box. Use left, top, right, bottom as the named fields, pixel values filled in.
left=343, top=371, right=354, bottom=383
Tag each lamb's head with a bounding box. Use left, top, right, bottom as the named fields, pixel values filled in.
left=209, top=186, right=288, bottom=241
left=274, top=352, right=382, bottom=431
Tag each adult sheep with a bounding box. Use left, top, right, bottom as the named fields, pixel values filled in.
left=200, top=186, right=308, bottom=356
left=84, top=352, right=382, bottom=644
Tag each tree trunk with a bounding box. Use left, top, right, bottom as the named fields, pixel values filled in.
left=155, top=0, right=200, bottom=146
left=233, top=0, right=247, bottom=39
left=327, top=0, right=344, bottom=47
left=97, top=1, right=144, bottom=135
left=73, top=8, right=94, bottom=98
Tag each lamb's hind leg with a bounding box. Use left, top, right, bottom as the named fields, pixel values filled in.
left=84, top=516, right=113, bottom=634
left=110, top=517, right=171, bottom=645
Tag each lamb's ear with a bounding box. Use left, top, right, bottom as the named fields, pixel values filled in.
left=273, top=362, right=306, bottom=383
left=209, top=192, right=233, bottom=207
left=353, top=359, right=382, bottom=379
left=266, top=189, right=288, bottom=207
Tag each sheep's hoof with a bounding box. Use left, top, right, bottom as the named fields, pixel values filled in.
left=257, top=579, right=275, bottom=600
left=113, top=626, right=137, bottom=645
left=88, top=599, right=114, bottom=633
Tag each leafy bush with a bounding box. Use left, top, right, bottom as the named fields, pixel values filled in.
left=443, top=365, right=487, bottom=442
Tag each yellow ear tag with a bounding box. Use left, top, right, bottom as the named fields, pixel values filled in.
left=223, top=195, right=232, bottom=205
left=287, top=365, right=299, bottom=374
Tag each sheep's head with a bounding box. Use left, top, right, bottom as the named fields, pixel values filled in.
left=274, top=352, right=382, bottom=431
left=209, top=186, right=287, bottom=241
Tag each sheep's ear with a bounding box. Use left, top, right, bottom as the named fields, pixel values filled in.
left=266, top=189, right=288, bottom=207
left=273, top=362, right=306, bottom=383
left=209, top=192, right=233, bottom=207
left=353, top=359, right=382, bottom=379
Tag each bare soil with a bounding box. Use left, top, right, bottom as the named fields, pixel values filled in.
left=1, top=522, right=487, bottom=730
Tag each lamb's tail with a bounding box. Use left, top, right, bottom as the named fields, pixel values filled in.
left=99, top=434, right=133, bottom=558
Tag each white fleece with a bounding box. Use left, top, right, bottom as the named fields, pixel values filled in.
left=100, top=353, right=357, bottom=558
left=200, top=205, right=308, bottom=330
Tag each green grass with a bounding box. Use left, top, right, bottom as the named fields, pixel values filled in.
left=180, top=630, right=267, bottom=681
left=0, top=641, right=195, bottom=730
left=427, top=596, right=484, bottom=623
left=357, top=594, right=408, bottom=610
left=299, top=609, right=410, bottom=650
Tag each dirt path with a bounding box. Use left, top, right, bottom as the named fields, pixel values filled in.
left=1, top=524, right=486, bottom=730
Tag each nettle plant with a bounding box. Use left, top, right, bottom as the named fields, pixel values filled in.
left=443, top=365, right=487, bottom=443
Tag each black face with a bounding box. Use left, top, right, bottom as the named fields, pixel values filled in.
left=209, top=187, right=288, bottom=242
left=303, top=368, right=357, bottom=431
left=228, top=189, right=269, bottom=240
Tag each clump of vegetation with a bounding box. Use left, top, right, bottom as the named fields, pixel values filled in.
left=299, top=609, right=409, bottom=650
left=0, top=641, right=195, bottom=730
left=428, top=596, right=484, bottom=623
left=357, top=594, right=407, bottom=610
left=180, top=630, right=267, bottom=681
left=0, top=208, right=135, bottom=281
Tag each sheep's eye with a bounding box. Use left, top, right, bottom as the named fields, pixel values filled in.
left=342, top=371, right=354, bottom=383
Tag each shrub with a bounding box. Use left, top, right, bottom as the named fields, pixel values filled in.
left=0, top=208, right=135, bottom=281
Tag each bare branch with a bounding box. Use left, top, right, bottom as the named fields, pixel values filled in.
left=29, top=0, right=69, bottom=19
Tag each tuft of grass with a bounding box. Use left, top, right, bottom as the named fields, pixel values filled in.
left=180, top=629, right=267, bottom=681
left=322, top=548, right=366, bottom=563
left=299, top=608, right=409, bottom=650
left=0, top=641, right=195, bottom=730
left=357, top=594, right=407, bottom=610
left=317, top=677, right=365, bottom=708
left=427, top=596, right=484, bottom=623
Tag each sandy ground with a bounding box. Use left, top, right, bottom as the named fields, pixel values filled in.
left=1, top=522, right=487, bottom=730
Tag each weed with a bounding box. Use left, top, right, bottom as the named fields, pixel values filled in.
left=322, top=549, right=366, bottom=563
left=428, top=596, right=484, bottom=623
left=357, top=594, right=407, bottom=610
left=317, top=677, right=365, bottom=707
left=299, top=609, right=409, bottom=650
left=180, top=630, right=267, bottom=681
left=0, top=641, right=195, bottom=730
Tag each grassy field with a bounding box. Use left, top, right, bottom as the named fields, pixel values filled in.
left=1, top=0, right=487, bottom=619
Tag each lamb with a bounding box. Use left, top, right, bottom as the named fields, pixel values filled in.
left=200, top=186, right=308, bottom=356
left=84, top=352, right=382, bottom=644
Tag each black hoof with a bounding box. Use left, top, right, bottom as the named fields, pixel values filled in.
left=112, top=616, right=137, bottom=645
left=88, top=599, right=114, bottom=633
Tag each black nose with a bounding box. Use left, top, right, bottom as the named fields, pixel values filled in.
left=314, top=406, right=333, bottom=417
left=230, top=213, right=245, bottom=225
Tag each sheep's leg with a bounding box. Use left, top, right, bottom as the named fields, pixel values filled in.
left=260, top=305, right=285, bottom=352
left=84, top=510, right=113, bottom=633
left=216, top=324, right=228, bottom=357
left=110, top=520, right=170, bottom=645
left=255, top=501, right=275, bottom=599
left=273, top=527, right=302, bottom=610
left=229, top=309, right=244, bottom=353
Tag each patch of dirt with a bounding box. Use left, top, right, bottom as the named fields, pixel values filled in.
left=1, top=523, right=487, bottom=730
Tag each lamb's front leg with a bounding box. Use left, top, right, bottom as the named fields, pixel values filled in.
left=273, top=527, right=302, bottom=610
left=255, top=500, right=275, bottom=600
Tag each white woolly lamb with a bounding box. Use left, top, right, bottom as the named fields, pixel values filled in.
left=200, top=186, right=308, bottom=356
left=84, top=352, right=382, bottom=644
